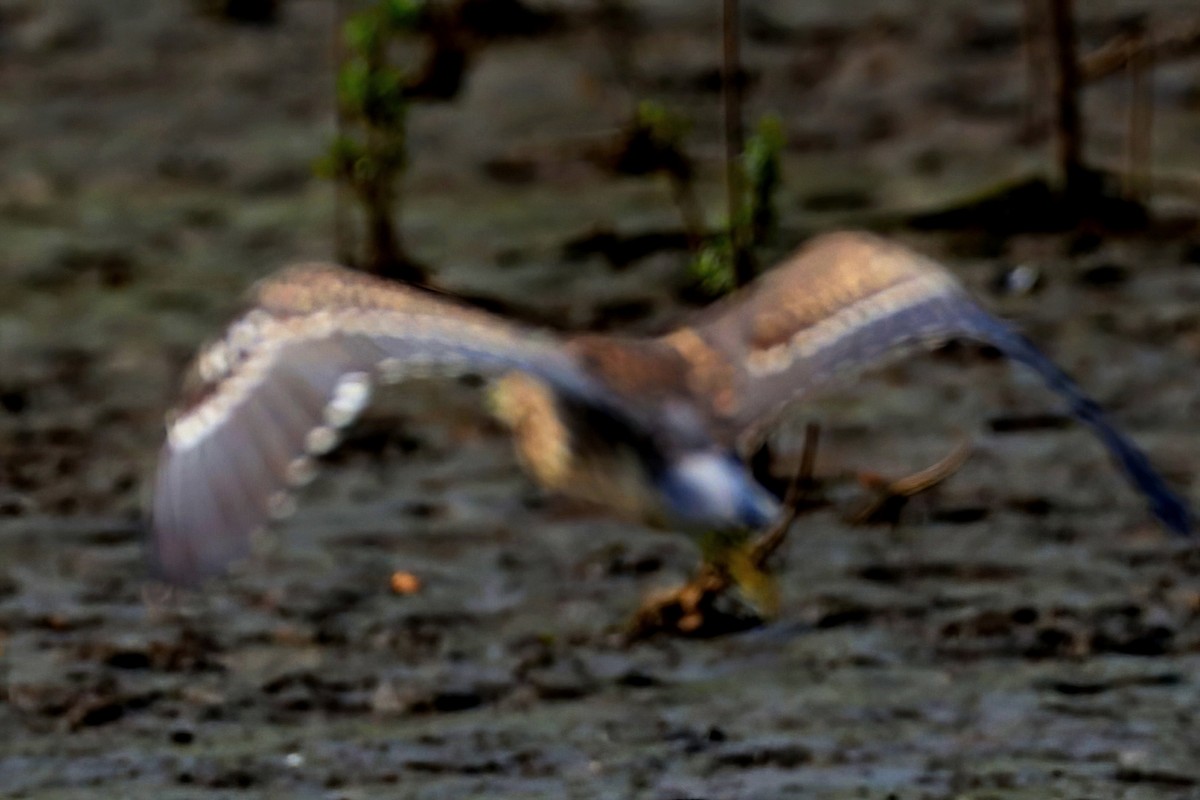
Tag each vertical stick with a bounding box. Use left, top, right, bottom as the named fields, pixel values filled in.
left=333, top=0, right=354, bottom=266
left=722, top=0, right=754, bottom=286
left=1125, top=20, right=1153, bottom=201
left=1021, top=0, right=1048, bottom=140
left=1046, top=0, right=1085, bottom=198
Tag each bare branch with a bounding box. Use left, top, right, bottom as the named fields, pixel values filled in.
left=1082, top=17, right=1200, bottom=82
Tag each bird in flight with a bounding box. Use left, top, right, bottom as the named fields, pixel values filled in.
left=151, top=231, right=1192, bottom=583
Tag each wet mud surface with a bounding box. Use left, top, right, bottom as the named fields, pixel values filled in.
left=2, top=1, right=1200, bottom=797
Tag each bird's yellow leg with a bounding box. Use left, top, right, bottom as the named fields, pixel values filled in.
left=626, top=524, right=790, bottom=640
left=628, top=425, right=822, bottom=639
left=698, top=528, right=780, bottom=617
left=628, top=426, right=972, bottom=639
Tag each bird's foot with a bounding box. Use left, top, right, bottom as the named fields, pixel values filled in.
left=627, top=430, right=974, bottom=639
left=627, top=425, right=823, bottom=640
left=847, top=437, right=971, bottom=525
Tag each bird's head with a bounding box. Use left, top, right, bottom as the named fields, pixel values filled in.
left=638, top=399, right=781, bottom=531
left=492, top=374, right=780, bottom=531
left=654, top=449, right=781, bottom=531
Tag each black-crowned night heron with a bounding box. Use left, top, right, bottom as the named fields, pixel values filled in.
left=151, top=231, right=1192, bottom=582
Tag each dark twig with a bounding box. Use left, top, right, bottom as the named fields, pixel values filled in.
left=1081, top=17, right=1200, bottom=82
left=848, top=437, right=972, bottom=526
left=1046, top=0, right=1086, bottom=199
left=722, top=0, right=754, bottom=287
left=1123, top=18, right=1153, bottom=201
left=333, top=0, right=353, bottom=266
left=1021, top=0, right=1051, bottom=140
left=747, top=422, right=820, bottom=568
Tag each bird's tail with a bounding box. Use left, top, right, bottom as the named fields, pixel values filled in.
left=968, top=306, right=1193, bottom=537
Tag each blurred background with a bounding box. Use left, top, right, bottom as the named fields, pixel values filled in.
left=1, top=1, right=1199, bottom=797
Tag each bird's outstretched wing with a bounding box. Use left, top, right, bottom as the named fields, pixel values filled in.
left=152, top=264, right=601, bottom=584
left=662, top=231, right=1192, bottom=536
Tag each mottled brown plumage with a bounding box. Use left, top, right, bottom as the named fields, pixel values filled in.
left=150, top=232, right=1192, bottom=583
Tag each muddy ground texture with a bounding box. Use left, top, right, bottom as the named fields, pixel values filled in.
left=3, top=1, right=1200, bottom=797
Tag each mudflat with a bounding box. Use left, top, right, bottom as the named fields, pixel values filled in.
left=2, top=2, right=1199, bottom=797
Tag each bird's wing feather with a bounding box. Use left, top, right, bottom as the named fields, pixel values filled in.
left=152, top=264, right=598, bottom=584
left=662, top=231, right=1191, bottom=536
